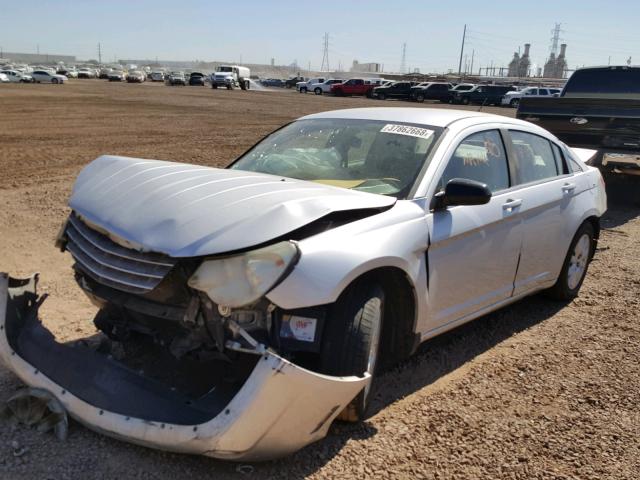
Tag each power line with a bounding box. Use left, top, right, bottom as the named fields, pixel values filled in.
left=320, top=33, right=330, bottom=72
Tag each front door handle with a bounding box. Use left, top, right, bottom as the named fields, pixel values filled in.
left=502, top=199, right=522, bottom=210
left=562, top=182, right=577, bottom=193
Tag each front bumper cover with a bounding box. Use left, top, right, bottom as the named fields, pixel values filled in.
left=0, top=273, right=369, bottom=461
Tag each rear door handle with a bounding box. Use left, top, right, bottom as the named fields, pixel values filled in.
left=502, top=199, right=522, bottom=210
left=562, top=182, right=576, bottom=193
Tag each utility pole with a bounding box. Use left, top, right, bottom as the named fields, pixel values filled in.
left=321, top=33, right=330, bottom=71
left=457, top=24, right=466, bottom=77
left=608, top=55, right=611, bottom=65
left=400, top=42, right=407, bottom=74
left=37, top=44, right=40, bottom=55
left=470, top=49, right=475, bottom=76
left=98, top=43, right=102, bottom=64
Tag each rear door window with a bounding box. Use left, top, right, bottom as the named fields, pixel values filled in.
left=509, top=131, right=560, bottom=184
left=438, top=130, right=510, bottom=193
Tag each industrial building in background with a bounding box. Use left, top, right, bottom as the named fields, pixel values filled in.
left=544, top=44, right=568, bottom=78
left=507, top=43, right=531, bottom=77
left=350, top=60, right=381, bottom=73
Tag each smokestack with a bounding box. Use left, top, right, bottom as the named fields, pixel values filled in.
left=523, top=43, right=531, bottom=56
left=559, top=44, right=567, bottom=57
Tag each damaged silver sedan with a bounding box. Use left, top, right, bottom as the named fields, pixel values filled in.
left=1, top=108, right=606, bottom=459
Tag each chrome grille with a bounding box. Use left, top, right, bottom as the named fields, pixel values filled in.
left=65, top=215, right=177, bottom=294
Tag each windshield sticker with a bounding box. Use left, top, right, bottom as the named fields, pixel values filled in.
left=381, top=124, right=434, bottom=139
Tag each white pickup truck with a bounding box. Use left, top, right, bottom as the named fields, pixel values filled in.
left=296, top=77, right=325, bottom=93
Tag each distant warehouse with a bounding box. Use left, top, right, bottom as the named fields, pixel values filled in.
left=351, top=60, right=381, bottom=73
left=1, top=52, right=76, bottom=64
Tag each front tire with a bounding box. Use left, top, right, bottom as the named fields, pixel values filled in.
left=461, top=97, right=470, bottom=105
left=416, top=93, right=425, bottom=103
left=510, top=98, right=520, bottom=108
left=547, top=222, right=595, bottom=300
left=320, top=280, right=384, bottom=422
left=300, top=87, right=307, bottom=93
left=314, top=87, right=322, bottom=95
left=52, top=78, right=59, bottom=84
left=377, top=92, right=386, bottom=100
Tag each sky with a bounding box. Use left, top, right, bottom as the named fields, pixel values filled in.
left=1, top=0, right=639, bottom=73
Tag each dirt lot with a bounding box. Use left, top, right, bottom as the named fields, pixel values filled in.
left=0, top=81, right=638, bottom=479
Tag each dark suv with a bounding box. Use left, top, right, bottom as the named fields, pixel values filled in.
left=452, top=85, right=515, bottom=105
left=411, top=82, right=452, bottom=102
left=188, top=72, right=206, bottom=86
left=373, top=81, right=416, bottom=100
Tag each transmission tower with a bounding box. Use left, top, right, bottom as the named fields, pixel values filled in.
left=97, top=43, right=102, bottom=64
left=549, top=23, right=563, bottom=55
left=400, top=42, right=407, bottom=73
left=321, top=33, right=330, bottom=71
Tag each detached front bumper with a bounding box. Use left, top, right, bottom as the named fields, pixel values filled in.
left=0, top=273, right=369, bottom=461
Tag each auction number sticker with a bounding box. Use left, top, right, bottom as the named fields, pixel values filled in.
left=381, top=124, right=434, bottom=139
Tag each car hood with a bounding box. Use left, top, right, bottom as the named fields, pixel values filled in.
left=69, top=156, right=396, bottom=257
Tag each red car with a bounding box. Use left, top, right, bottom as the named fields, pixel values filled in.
left=330, top=78, right=377, bottom=97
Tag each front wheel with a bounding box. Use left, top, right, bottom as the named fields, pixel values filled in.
left=461, top=97, right=470, bottom=105
left=547, top=222, right=595, bottom=300
left=52, top=78, right=59, bottom=84
left=314, top=87, right=322, bottom=95
left=416, top=93, right=425, bottom=103
left=320, top=279, right=384, bottom=422
left=510, top=98, right=520, bottom=108
left=300, top=87, right=307, bottom=93
left=377, top=92, right=386, bottom=100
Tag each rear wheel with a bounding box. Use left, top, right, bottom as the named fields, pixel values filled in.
left=510, top=98, right=520, bottom=108
left=461, top=96, right=470, bottom=105
left=314, top=87, right=322, bottom=95
left=212, top=84, right=217, bottom=89
left=547, top=222, right=595, bottom=300
left=416, top=93, right=425, bottom=103
left=320, top=279, right=384, bottom=422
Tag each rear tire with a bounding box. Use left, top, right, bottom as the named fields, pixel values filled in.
left=416, top=93, right=425, bottom=103
left=461, top=97, right=470, bottom=105
left=510, top=98, right=520, bottom=108
left=320, top=280, right=384, bottom=422
left=547, top=222, right=595, bottom=300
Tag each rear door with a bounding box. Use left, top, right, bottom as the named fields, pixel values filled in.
left=504, top=129, right=584, bottom=294
left=426, top=128, right=523, bottom=329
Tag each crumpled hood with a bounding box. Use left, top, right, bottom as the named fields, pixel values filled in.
left=69, top=155, right=396, bottom=257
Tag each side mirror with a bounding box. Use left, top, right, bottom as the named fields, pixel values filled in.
left=433, top=178, right=492, bottom=210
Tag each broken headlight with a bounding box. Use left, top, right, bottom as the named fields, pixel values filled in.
left=188, top=241, right=299, bottom=308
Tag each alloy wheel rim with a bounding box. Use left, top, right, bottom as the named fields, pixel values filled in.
left=567, top=234, right=590, bottom=290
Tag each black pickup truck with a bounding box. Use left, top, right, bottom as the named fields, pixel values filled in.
left=517, top=66, right=640, bottom=175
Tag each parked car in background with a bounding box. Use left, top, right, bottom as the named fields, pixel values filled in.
left=126, top=70, right=146, bottom=83
left=451, top=85, right=515, bottom=105
left=261, top=78, right=285, bottom=87
left=517, top=65, right=640, bottom=176
left=442, top=83, right=475, bottom=103
left=188, top=72, right=206, bottom=86
left=311, top=78, right=344, bottom=95
left=285, top=76, right=306, bottom=88
left=149, top=71, right=165, bottom=82
left=58, top=68, right=78, bottom=78
left=373, top=81, right=416, bottom=100
left=31, top=70, right=67, bottom=84
left=330, top=78, right=377, bottom=97
left=0, top=69, right=33, bottom=83
left=99, top=68, right=112, bottom=79
left=297, top=77, right=325, bottom=93
left=411, top=82, right=452, bottom=103
left=77, top=68, right=96, bottom=79
left=108, top=71, right=126, bottom=82
left=501, top=86, right=561, bottom=107
left=166, top=72, right=187, bottom=86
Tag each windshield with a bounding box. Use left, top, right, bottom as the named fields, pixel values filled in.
left=218, top=66, right=233, bottom=72
left=229, top=118, right=441, bottom=198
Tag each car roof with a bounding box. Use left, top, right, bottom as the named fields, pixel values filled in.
left=301, top=107, right=533, bottom=129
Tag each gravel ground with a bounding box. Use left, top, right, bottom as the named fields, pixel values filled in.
left=0, top=81, right=638, bottom=479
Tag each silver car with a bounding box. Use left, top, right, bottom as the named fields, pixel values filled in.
left=0, top=108, right=606, bottom=460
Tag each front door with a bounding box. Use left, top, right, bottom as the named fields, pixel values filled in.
left=426, top=129, right=523, bottom=330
